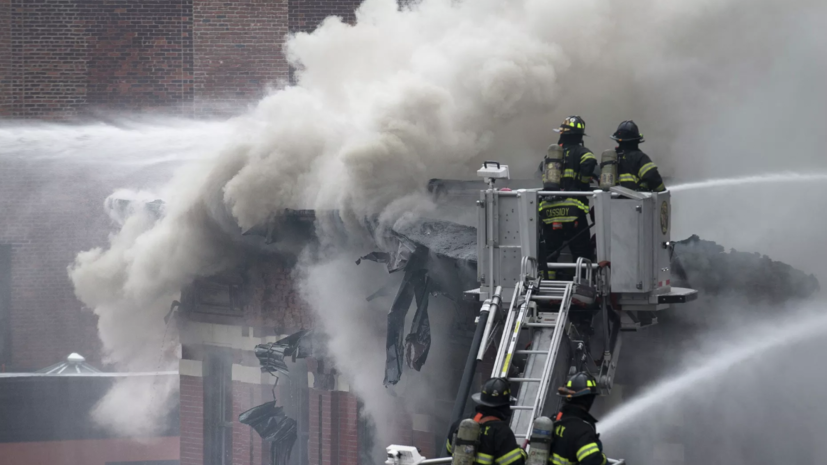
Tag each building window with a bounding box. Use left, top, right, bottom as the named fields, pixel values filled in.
left=203, top=349, right=233, bottom=465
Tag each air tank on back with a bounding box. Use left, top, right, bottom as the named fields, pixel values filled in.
left=451, top=419, right=481, bottom=465
left=527, top=416, right=554, bottom=465
left=599, top=149, right=618, bottom=190
left=543, top=145, right=564, bottom=190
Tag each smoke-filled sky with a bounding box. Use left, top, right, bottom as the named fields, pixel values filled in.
left=2, top=0, right=826, bottom=454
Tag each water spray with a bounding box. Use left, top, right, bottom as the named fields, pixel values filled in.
left=600, top=306, right=827, bottom=435
left=670, top=173, right=827, bottom=193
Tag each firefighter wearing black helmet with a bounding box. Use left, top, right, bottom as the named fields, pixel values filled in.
left=548, top=372, right=607, bottom=465
left=538, top=116, right=597, bottom=279
left=611, top=120, right=666, bottom=192
left=446, top=378, right=526, bottom=465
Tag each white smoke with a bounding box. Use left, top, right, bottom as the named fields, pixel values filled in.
left=64, top=0, right=827, bottom=443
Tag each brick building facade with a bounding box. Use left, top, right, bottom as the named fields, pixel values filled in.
left=0, top=0, right=364, bottom=361
left=0, top=0, right=361, bottom=119
left=0, top=2, right=370, bottom=465
left=174, top=238, right=445, bottom=465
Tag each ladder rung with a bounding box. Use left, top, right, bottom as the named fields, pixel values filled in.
left=514, top=434, right=528, bottom=439
left=515, top=350, right=548, bottom=355
left=509, top=377, right=542, bottom=382
left=510, top=406, right=534, bottom=410
left=532, top=296, right=563, bottom=302
left=525, top=323, right=556, bottom=328
left=537, top=291, right=566, bottom=296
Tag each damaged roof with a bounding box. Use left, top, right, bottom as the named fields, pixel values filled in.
left=391, top=220, right=477, bottom=263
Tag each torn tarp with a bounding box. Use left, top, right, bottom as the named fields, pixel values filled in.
left=384, top=264, right=431, bottom=386
left=239, top=402, right=297, bottom=465
left=404, top=273, right=431, bottom=371
left=255, top=330, right=314, bottom=375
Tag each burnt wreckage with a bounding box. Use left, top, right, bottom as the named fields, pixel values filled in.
left=357, top=219, right=478, bottom=386
left=162, top=169, right=819, bottom=464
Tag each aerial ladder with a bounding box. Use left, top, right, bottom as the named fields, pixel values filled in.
left=386, top=162, right=697, bottom=465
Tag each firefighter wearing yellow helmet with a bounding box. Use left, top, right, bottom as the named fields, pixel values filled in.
left=548, top=372, right=607, bottom=465
left=538, top=116, right=597, bottom=280
left=446, top=378, right=526, bottom=465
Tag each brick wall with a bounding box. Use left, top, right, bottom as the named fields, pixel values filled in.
left=0, top=0, right=292, bottom=119
left=82, top=0, right=193, bottom=113
left=7, top=0, right=89, bottom=119
left=0, top=0, right=375, bottom=119
left=0, top=0, right=11, bottom=116
left=244, top=258, right=314, bottom=333
left=1, top=0, right=192, bottom=118
left=232, top=380, right=267, bottom=465
left=192, top=0, right=289, bottom=115
left=180, top=375, right=204, bottom=465
left=308, top=390, right=360, bottom=465
left=335, top=391, right=359, bottom=465
left=287, top=0, right=362, bottom=34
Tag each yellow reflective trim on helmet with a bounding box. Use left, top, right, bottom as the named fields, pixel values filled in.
left=576, top=443, right=601, bottom=462
left=638, top=162, right=656, bottom=178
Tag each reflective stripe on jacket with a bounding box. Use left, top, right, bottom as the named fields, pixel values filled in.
left=617, top=148, right=665, bottom=192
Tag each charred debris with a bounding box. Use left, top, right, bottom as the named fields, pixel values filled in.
left=245, top=206, right=820, bottom=388
left=138, top=179, right=820, bottom=464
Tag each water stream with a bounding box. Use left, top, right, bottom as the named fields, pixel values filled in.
left=670, top=172, right=827, bottom=193
left=600, top=307, right=827, bottom=436
left=0, top=118, right=232, bottom=166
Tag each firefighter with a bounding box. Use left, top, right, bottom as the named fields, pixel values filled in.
left=539, top=116, right=597, bottom=279
left=446, top=378, right=526, bottom=465
left=611, top=120, right=666, bottom=192
left=549, top=372, right=607, bottom=465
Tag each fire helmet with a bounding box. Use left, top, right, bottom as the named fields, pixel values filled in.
left=471, top=377, right=512, bottom=407
left=554, top=116, right=587, bottom=136
left=556, top=372, right=599, bottom=398
left=611, top=120, right=645, bottom=143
